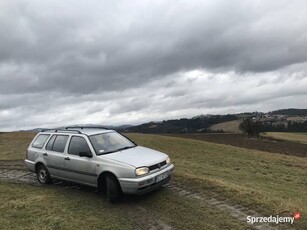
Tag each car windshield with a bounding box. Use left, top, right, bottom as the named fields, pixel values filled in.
left=89, top=132, right=136, bottom=155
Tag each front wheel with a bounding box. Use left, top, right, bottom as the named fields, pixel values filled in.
left=36, top=164, right=52, bottom=184
left=106, top=175, right=122, bottom=203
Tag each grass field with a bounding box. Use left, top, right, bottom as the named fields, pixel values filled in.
left=210, top=120, right=242, bottom=133
left=128, top=134, right=306, bottom=225
left=262, top=132, right=307, bottom=145
left=0, top=132, right=306, bottom=229
left=0, top=179, right=250, bottom=230
left=0, top=181, right=134, bottom=230
left=0, top=132, right=36, bottom=160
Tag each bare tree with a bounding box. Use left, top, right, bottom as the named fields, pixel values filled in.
left=239, top=118, right=262, bottom=138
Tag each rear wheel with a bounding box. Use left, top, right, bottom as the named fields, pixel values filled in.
left=106, top=175, right=122, bottom=203
left=36, top=164, right=52, bottom=184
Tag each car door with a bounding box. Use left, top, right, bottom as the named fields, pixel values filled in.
left=44, top=134, right=69, bottom=178
left=63, top=135, right=97, bottom=186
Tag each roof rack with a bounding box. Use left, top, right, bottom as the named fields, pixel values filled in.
left=57, top=129, right=82, bottom=134
left=42, top=129, right=82, bottom=134
left=65, top=126, right=109, bottom=130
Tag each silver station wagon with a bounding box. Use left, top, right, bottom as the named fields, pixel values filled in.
left=25, top=127, right=174, bottom=202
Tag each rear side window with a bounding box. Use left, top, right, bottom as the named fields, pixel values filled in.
left=68, top=136, right=91, bottom=155
left=46, top=135, right=56, bottom=151
left=45, top=135, right=68, bottom=153
left=52, top=135, right=69, bottom=153
left=32, top=134, right=50, bottom=149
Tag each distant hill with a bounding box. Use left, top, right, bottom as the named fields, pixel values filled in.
left=123, top=108, right=307, bottom=134
left=16, top=108, right=307, bottom=134
left=270, top=108, right=307, bottom=116
left=124, top=115, right=238, bottom=133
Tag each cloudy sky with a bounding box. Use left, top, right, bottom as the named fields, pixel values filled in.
left=1, top=0, right=307, bottom=131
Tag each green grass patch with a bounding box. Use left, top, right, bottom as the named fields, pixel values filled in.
left=139, top=189, right=252, bottom=230
left=126, top=133, right=307, bottom=228
left=0, top=181, right=252, bottom=230
left=0, top=181, right=133, bottom=230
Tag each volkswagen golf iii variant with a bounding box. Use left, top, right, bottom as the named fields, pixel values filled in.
left=25, top=127, right=174, bottom=202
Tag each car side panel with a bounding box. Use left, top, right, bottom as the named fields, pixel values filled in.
left=63, top=155, right=97, bottom=186
left=44, top=149, right=65, bottom=178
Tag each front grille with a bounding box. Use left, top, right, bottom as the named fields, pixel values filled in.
left=149, top=160, right=167, bottom=171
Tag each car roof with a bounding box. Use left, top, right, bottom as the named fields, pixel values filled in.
left=40, top=128, right=115, bottom=136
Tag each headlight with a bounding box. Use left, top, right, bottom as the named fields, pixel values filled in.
left=166, top=157, right=171, bottom=165
left=135, top=167, right=149, bottom=176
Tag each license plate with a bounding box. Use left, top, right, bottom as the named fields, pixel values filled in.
left=155, top=171, right=169, bottom=183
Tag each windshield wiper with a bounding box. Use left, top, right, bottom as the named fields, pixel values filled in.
left=99, top=145, right=136, bottom=155
left=116, top=146, right=136, bottom=152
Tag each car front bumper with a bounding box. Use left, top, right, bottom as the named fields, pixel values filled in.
left=118, top=164, right=174, bottom=195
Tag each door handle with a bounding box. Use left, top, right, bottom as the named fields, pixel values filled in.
left=64, top=157, right=70, bottom=161
left=43, top=153, right=48, bottom=156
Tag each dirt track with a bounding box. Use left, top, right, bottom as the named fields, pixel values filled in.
left=168, top=134, right=307, bottom=157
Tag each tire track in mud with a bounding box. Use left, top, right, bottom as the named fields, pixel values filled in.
left=0, top=160, right=27, bottom=171
left=0, top=169, right=38, bottom=185
left=0, top=169, right=173, bottom=230
left=165, top=182, right=293, bottom=230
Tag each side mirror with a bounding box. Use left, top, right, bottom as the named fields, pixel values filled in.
left=79, top=151, right=92, bottom=158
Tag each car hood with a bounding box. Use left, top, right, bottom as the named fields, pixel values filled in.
left=101, top=146, right=167, bottom=168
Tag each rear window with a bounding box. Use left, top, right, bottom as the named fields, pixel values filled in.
left=32, top=134, right=50, bottom=149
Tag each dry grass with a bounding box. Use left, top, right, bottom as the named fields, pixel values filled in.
left=127, top=133, right=307, bottom=228
left=210, top=120, right=242, bottom=133
left=0, top=132, right=36, bottom=160
left=263, top=132, right=307, bottom=144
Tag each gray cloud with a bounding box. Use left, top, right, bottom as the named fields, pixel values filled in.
left=0, top=0, right=307, bottom=130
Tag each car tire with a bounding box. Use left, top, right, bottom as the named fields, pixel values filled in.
left=36, top=164, right=52, bottom=184
left=106, top=174, right=122, bottom=203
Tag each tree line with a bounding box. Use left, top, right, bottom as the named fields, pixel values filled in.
left=126, top=115, right=237, bottom=133
left=239, top=119, right=307, bottom=138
